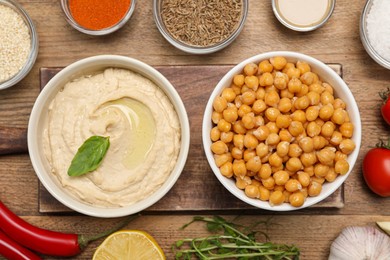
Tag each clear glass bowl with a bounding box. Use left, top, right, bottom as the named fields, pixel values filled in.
left=60, top=0, right=136, bottom=36
left=153, top=0, right=248, bottom=54
left=360, top=0, right=390, bottom=70
left=0, top=0, right=39, bottom=90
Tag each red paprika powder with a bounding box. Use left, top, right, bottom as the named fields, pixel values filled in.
left=69, top=0, right=131, bottom=30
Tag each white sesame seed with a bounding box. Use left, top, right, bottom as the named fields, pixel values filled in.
left=0, top=4, right=31, bottom=83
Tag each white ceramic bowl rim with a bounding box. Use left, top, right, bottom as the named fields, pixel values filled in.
left=28, top=55, right=190, bottom=217
left=202, top=51, right=362, bottom=211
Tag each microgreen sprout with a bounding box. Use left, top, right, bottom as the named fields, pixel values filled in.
left=172, top=216, right=300, bottom=260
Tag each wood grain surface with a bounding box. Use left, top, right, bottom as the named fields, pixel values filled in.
left=1, top=1, right=390, bottom=260
left=38, top=64, right=344, bottom=213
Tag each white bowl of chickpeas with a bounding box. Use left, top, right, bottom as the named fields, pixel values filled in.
left=202, top=51, right=361, bottom=211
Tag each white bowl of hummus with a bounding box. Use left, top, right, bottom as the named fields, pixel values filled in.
left=202, top=51, right=361, bottom=211
left=28, top=55, right=190, bottom=218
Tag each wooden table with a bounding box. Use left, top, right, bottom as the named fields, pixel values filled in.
left=1, top=0, right=389, bottom=259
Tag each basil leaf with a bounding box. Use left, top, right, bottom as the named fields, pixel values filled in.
left=67, top=136, right=110, bottom=177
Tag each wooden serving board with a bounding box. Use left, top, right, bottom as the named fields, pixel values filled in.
left=38, top=64, right=344, bottom=213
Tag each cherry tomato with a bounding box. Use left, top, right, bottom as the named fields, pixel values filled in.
left=379, top=89, right=390, bottom=125
left=362, top=147, right=390, bottom=197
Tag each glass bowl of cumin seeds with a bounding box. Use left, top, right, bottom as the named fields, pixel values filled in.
left=153, top=0, right=248, bottom=54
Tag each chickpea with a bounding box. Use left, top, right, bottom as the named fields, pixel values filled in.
left=217, top=119, right=232, bottom=132
left=254, top=115, right=265, bottom=127
left=295, top=96, right=310, bottom=110
left=304, top=166, right=315, bottom=176
left=233, top=121, right=247, bottom=134
left=332, top=108, right=347, bottom=125
left=270, top=56, right=287, bottom=70
left=300, top=152, right=317, bottom=167
left=269, top=190, right=285, bottom=206
left=266, top=122, right=280, bottom=134
left=241, top=90, right=256, bottom=105
left=289, top=191, right=305, bottom=207
left=320, top=91, right=335, bottom=105
left=311, top=176, right=325, bottom=184
left=233, top=134, right=244, bottom=149
left=243, top=133, right=258, bottom=150
left=280, top=89, right=294, bottom=99
left=286, top=157, right=303, bottom=172
left=339, top=139, right=356, bottom=155
left=306, top=106, right=320, bottom=121
left=333, top=98, right=346, bottom=109
left=285, top=178, right=302, bottom=192
left=259, top=72, right=274, bottom=86
left=236, top=176, right=252, bottom=189
left=220, top=162, right=233, bottom=178
left=237, top=104, right=251, bottom=117
left=289, top=143, right=303, bottom=158
left=269, top=152, right=283, bottom=167
left=242, top=113, right=255, bottom=130
left=291, top=110, right=307, bottom=123
left=255, top=87, right=266, bottom=100
left=339, top=122, right=354, bottom=138
left=253, top=125, right=270, bottom=141
left=309, top=82, right=324, bottom=94
left=266, top=132, right=280, bottom=146
left=274, top=72, right=288, bottom=90
left=307, top=91, right=321, bottom=105
left=233, top=74, right=245, bottom=87
left=288, top=121, right=304, bottom=137
left=220, top=131, right=234, bottom=143
left=231, top=147, right=243, bottom=160
left=335, top=159, right=350, bottom=175
left=212, top=111, right=222, bottom=124
left=282, top=62, right=295, bottom=73
left=298, top=136, right=314, bottom=153
left=319, top=103, right=334, bottom=121
left=300, top=71, right=316, bottom=85
left=273, top=170, right=289, bottom=186
left=223, top=107, right=238, bottom=123
left=245, top=185, right=260, bottom=199
left=306, top=121, right=321, bottom=137
left=286, top=67, right=301, bottom=79
left=275, top=114, right=292, bottom=129
left=243, top=149, right=256, bottom=162
left=262, top=176, right=275, bottom=190
left=276, top=141, right=290, bottom=157
left=325, top=168, right=338, bottom=182
left=317, top=147, right=336, bottom=165
left=334, top=151, right=347, bottom=162
left=246, top=156, right=262, bottom=172
left=258, top=163, right=272, bottom=179
left=297, top=171, right=311, bottom=187
left=265, top=107, right=280, bottom=122
left=213, top=149, right=232, bottom=166
left=278, top=97, right=292, bottom=113
left=256, top=143, right=269, bottom=158
left=233, top=159, right=247, bottom=177
left=213, top=96, right=228, bottom=113
left=221, top=88, right=236, bottom=103
left=252, top=99, right=267, bottom=114
left=211, top=141, right=228, bottom=155
left=210, top=126, right=221, bottom=142
left=265, top=91, right=280, bottom=107
left=259, top=60, right=273, bottom=73
left=244, top=63, right=258, bottom=76
left=297, top=61, right=311, bottom=74
left=308, top=181, right=322, bottom=197
left=312, top=135, right=329, bottom=150
left=288, top=78, right=303, bottom=93
left=258, top=185, right=271, bottom=201
left=314, top=163, right=329, bottom=178
left=323, top=82, right=334, bottom=94
left=321, top=121, right=335, bottom=138
left=330, top=131, right=343, bottom=146
left=279, top=129, right=293, bottom=142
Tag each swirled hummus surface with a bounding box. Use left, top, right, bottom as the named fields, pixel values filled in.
left=43, top=68, right=181, bottom=207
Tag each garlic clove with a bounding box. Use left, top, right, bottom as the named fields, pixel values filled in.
left=377, top=222, right=390, bottom=236
left=328, top=226, right=390, bottom=260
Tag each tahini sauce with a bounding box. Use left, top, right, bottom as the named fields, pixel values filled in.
left=276, top=0, right=331, bottom=26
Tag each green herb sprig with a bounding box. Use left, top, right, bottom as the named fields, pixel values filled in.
left=67, top=136, right=110, bottom=177
left=172, top=216, right=300, bottom=260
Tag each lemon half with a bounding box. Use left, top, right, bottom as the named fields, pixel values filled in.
left=92, top=230, right=165, bottom=260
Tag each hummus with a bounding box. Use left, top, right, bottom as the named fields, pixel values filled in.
left=43, top=68, right=181, bottom=208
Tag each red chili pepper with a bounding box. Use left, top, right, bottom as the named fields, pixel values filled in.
left=0, top=230, right=42, bottom=260
left=0, top=201, right=137, bottom=257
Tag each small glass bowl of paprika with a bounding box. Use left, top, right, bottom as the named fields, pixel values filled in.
left=60, top=0, right=136, bottom=36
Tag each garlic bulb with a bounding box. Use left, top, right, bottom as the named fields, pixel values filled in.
left=329, top=226, right=390, bottom=260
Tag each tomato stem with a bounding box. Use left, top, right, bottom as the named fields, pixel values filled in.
left=379, top=88, right=390, bottom=103
left=376, top=138, right=390, bottom=149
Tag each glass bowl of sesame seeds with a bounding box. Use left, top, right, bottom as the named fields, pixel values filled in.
left=0, top=0, right=38, bottom=90
left=153, top=0, right=248, bottom=55
left=360, top=0, right=390, bottom=70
